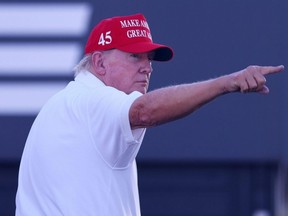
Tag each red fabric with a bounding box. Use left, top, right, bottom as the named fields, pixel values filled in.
left=85, top=13, right=173, bottom=61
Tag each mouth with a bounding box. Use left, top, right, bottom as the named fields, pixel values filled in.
left=137, top=80, right=149, bottom=86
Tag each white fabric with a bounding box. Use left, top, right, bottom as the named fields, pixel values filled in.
left=16, top=71, right=146, bottom=216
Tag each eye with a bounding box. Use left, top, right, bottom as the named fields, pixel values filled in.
left=148, top=52, right=155, bottom=61
left=130, top=53, right=140, bottom=59
left=129, top=53, right=153, bottom=62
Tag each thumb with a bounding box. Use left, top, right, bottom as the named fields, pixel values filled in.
left=259, top=85, right=269, bottom=95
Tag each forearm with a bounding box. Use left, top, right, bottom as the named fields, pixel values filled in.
left=129, top=65, right=284, bottom=129
left=129, top=75, right=230, bottom=129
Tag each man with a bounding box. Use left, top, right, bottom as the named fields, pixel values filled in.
left=16, top=13, right=284, bottom=215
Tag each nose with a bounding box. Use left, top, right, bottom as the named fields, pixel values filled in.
left=140, top=60, right=153, bottom=74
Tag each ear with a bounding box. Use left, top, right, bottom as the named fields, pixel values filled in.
left=91, top=51, right=106, bottom=75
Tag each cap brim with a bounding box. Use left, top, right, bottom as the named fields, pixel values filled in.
left=117, top=42, right=173, bottom=61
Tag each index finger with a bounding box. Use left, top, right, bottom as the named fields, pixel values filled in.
left=260, top=65, right=285, bottom=75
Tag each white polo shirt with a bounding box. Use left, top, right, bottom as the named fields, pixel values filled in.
left=16, top=70, right=146, bottom=216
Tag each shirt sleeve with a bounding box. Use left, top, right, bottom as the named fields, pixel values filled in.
left=85, top=87, right=146, bottom=169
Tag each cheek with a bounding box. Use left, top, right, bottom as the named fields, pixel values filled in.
left=109, top=67, right=134, bottom=88
left=112, top=64, right=137, bottom=80
left=105, top=61, right=140, bottom=91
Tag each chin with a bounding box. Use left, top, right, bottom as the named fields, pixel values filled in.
left=128, top=86, right=148, bottom=94
left=139, top=88, right=148, bottom=94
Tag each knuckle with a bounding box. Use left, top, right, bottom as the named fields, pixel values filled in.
left=246, top=65, right=259, bottom=73
left=247, top=65, right=256, bottom=70
left=250, top=83, right=258, bottom=89
left=260, top=77, right=266, bottom=85
left=240, top=83, right=248, bottom=92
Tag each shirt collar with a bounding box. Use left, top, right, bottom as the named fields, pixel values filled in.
left=74, top=70, right=105, bottom=89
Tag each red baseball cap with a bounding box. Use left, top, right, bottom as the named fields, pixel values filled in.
left=85, top=13, right=173, bottom=61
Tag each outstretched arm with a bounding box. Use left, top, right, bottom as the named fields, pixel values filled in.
left=129, top=65, right=284, bottom=129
